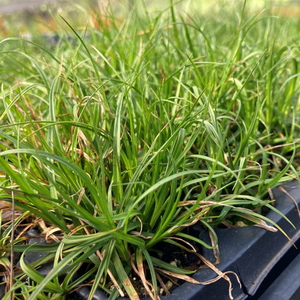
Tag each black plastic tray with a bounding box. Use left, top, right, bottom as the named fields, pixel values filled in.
left=258, top=251, right=300, bottom=300
left=154, top=181, right=300, bottom=300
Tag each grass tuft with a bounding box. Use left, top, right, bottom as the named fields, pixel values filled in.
left=0, top=0, right=300, bottom=299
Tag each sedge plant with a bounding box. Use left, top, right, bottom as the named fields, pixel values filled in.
left=0, top=0, right=300, bottom=299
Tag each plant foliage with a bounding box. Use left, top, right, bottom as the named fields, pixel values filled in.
left=0, top=0, right=300, bottom=299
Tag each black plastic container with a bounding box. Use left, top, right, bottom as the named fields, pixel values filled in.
left=151, top=181, right=300, bottom=300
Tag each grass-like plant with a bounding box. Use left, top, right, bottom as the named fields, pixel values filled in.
left=0, top=0, right=299, bottom=299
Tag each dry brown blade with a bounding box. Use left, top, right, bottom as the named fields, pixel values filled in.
left=167, top=209, right=210, bottom=233
left=263, top=142, right=295, bottom=152
left=190, top=250, right=241, bottom=300
left=197, top=252, right=240, bottom=283
left=93, top=205, right=103, bottom=219
left=16, top=221, right=37, bottom=240
left=0, top=267, right=23, bottom=277
left=164, top=237, right=197, bottom=253
left=245, top=159, right=262, bottom=178
left=0, top=201, right=13, bottom=208
left=73, top=148, right=94, bottom=162
left=236, top=207, right=296, bottom=247
left=233, top=207, right=277, bottom=230
left=68, top=224, right=89, bottom=236
left=14, top=103, right=25, bottom=117
left=135, top=253, right=156, bottom=299
left=78, top=129, right=93, bottom=148
left=136, top=215, right=143, bottom=235
left=155, top=271, right=170, bottom=296
left=209, top=230, right=220, bottom=265
left=177, top=200, right=214, bottom=207
left=167, top=211, right=206, bottom=233
left=76, top=190, right=124, bottom=297
left=141, top=138, right=150, bottom=149
left=277, top=186, right=300, bottom=217
left=224, top=153, right=229, bottom=165
left=130, top=255, right=139, bottom=276
left=45, top=227, right=64, bottom=243
left=155, top=267, right=225, bottom=285
left=16, top=235, right=63, bottom=241
left=268, top=188, right=275, bottom=206
left=104, top=148, right=114, bottom=159
left=150, top=112, right=163, bottom=123
left=282, top=183, right=300, bottom=190
left=70, top=282, right=94, bottom=293
left=253, top=220, right=278, bottom=232
left=130, top=231, right=152, bottom=239
left=178, top=199, right=235, bottom=208
left=76, top=188, right=86, bottom=205
left=271, top=152, right=279, bottom=169
left=154, top=269, right=179, bottom=286
left=7, top=164, right=21, bottom=172
left=37, top=219, right=61, bottom=243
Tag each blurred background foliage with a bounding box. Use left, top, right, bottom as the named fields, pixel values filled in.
left=1, top=0, right=300, bottom=38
